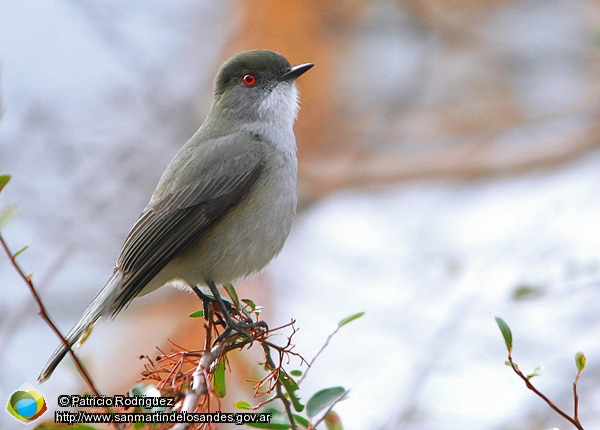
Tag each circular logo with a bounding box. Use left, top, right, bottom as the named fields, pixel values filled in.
left=6, top=382, right=47, bottom=424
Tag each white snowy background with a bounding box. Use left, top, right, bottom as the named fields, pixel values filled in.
left=1, top=1, right=600, bottom=429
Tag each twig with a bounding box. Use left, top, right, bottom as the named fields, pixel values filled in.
left=311, top=388, right=351, bottom=429
left=172, top=342, right=224, bottom=430
left=507, top=351, right=584, bottom=430
left=0, top=233, right=101, bottom=397
left=574, top=381, right=580, bottom=425
left=275, top=377, right=296, bottom=429
left=298, top=324, right=340, bottom=385
left=573, top=358, right=585, bottom=427
left=262, top=342, right=297, bottom=429
left=142, top=294, right=306, bottom=429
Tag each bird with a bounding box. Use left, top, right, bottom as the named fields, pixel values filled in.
left=38, top=50, right=313, bottom=383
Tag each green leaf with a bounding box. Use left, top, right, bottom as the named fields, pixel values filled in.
left=244, top=424, right=290, bottom=429
left=495, top=317, right=513, bottom=352
left=241, top=298, right=256, bottom=311
left=245, top=409, right=291, bottom=429
left=279, top=369, right=303, bottom=412
left=77, top=324, right=94, bottom=347
left=213, top=358, right=227, bottom=398
left=325, top=410, right=343, bottom=430
left=240, top=298, right=262, bottom=319
left=306, top=387, right=347, bottom=418
left=292, top=414, right=309, bottom=428
left=12, top=244, right=29, bottom=259
left=129, top=383, right=146, bottom=397
left=337, top=312, right=365, bottom=328
left=0, top=204, right=18, bottom=229
left=290, top=369, right=303, bottom=377
left=575, top=351, right=587, bottom=372
left=234, top=400, right=252, bottom=410
left=128, top=384, right=166, bottom=413
left=511, top=283, right=545, bottom=300
left=0, top=175, right=10, bottom=194
left=526, top=366, right=544, bottom=380
left=188, top=310, right=204, bottom=318
left=224, top=283, right=239, bottom=308
left=129, top=383, right=160, bottom=398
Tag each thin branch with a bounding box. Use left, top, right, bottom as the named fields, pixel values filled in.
left=275, top=376, right=296, bottom=430
left=573, top=368, right=583, bottom=428
left=172, top=342, right=224, bottom=430
left=311, top=388, right=351, bottom=429
left=141, top=290, right=308, bottom=429
left=507, top=352, right=584, bottom=430
left=262, top=342, right=297, bottom=429
left=574, top=381, right=580, bottom=426
left=298, top=324, right=340, bottom=385
left=0, top=233, right=102, bottom=397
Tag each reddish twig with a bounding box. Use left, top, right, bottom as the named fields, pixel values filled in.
left=171, top=342, right=225, bottom=430
left=506, top=351, right=584, bottom=430
left=0, top=233, right=102, bottom=397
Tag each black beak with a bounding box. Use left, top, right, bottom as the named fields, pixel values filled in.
left=282, top=63, right=314, bottom=81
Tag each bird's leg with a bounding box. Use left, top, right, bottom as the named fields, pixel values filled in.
left=195, top=281, right=267, bottom=343
left=191, top=285, right=228, bottom=328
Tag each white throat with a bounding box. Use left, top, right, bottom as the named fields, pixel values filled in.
left=258, top=83, right=300, bottom=131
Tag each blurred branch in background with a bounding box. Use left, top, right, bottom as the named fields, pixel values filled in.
left=224, top=0, right=600, bottom=205
left=0, top=177, right=102, bottom=400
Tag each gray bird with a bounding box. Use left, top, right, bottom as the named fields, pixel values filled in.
left=38, top=50, right=313, bottom=383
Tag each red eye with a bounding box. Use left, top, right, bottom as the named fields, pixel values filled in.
left=242, top=73, right=257, bottom=86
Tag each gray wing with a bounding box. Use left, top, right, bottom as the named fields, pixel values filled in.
left=108, top=134, right=264, bottom=316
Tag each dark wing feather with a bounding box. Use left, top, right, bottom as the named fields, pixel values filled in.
left=108, top=135, right=264, bottom=315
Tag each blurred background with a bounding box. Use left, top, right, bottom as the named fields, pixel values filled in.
left=1, top=0, right=600, bottom=428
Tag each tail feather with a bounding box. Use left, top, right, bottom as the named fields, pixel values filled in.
left=38, top=272, right=123, bottom=383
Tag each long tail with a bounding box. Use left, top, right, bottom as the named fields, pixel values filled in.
left=37, top=272, right=123, bottom=383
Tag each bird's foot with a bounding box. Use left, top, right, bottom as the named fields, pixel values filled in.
left=191, top=284, right=268, bottom=344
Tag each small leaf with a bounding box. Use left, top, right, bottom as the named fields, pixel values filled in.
left=0, top=175, right=10, bottom=194
left=495, top=317, right=513, bottom=352
left=241, top=298, right=256, bottom=311
left=12, top=244, right=29, bottom=259
left=526, top=366, right=544, bottom=380
left=325, top=410, right=343, bottom=430
left=292, top=414, right=309, bottom=428
left=512, top=283, right=545, bottom=300
left=306, top=387, right=347, bottom=418
left=128, top=384, right=165, bottom=412
left=279, top=369, right=303, bottom=412
left=290, top=369, right=303, bottom=377
left=76, top=325, right=94, bottom=348
left=337, top=312, right=365, bottom=328
left=245, top=408, right=291, bottom=429
left=0, top=204, right=18, bottom=229
left=188, top=310, right=204, bottom=318
left=243, top=424, right=290, bottom=430
left=129, top=383, right=148, bottom=397
left=234, top=400, right=252, bottom=410
left=213, top=358, right=227, bottom=398
left=575, top=352, right=587, bottom=372
left=224, top=283, right=239, bottom=308
left=241, top=298, right=262, bottom=319
left=129, top=383, right=160, bottom=398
